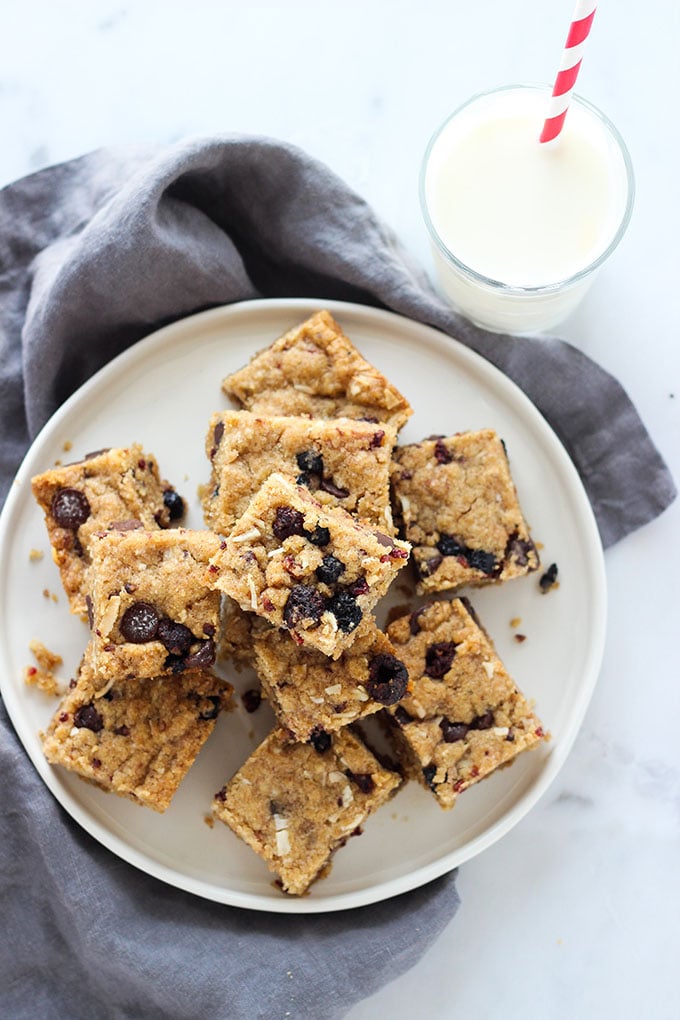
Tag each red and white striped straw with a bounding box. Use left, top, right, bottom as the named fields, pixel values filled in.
left=540, top=0, right=597, bottom=143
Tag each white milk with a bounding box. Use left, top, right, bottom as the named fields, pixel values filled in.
left=421, top=86, right=634, bottom=333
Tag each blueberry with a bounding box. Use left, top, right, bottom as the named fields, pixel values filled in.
left=119, top=602, right=160, bottom=643
left=51, top=488, right=91, bottom=529
left=437, top=534, right=465, bottom=558
left=273, top=505, right=306, bottom=541
left=467, top=548, right=497, bottom=575
left=366, top=653, right=409, bottom=705
left=306, top=525, right=330, bottom=547
left=315, top=554, right=345, bottom=585
left=422, top=764, right=438, bottom=790
left=326, top=590, right=362, bottom=633
left=296, top=450, right=324, bottom=476
left=73, top=703, right=104, bottom=733
left=283, top=585, right=326, bottom=628
left=424, top=641, right=457, bottom=679
left=539, top=562, right=558, bottom=592
left=163, top=489, right=185, bottom=521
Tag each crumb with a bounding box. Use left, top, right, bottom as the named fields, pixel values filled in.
left=53, top=459, right=62, bottom=467
left=204, top=814, right=215, bottom=829
left=536, top=541, right=544, bottom=551
left=539, top=563, right=559, bottom=594
left=29, top=548, right=44, bottom=562
left=62, top=440, right=73, bottom=452
left=24, top=640, right=63, bottom=696
left=514, top=633, right=527, bottom=644
left=41, top=588, right=59, bottom=602
left=510, top=616, right=522, bottom=628
left=241, top=689, right=262, bottom=713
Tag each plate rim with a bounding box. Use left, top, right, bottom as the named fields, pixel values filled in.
left=0, top=297, right=607, bottom=913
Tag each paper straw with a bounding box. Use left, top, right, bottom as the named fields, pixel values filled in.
left=540, top=1, right=597, bottom=143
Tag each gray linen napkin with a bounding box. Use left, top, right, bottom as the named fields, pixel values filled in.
left=0, top=136, right=674, bottom=1020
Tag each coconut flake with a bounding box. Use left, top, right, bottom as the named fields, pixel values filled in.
left=94, top=676, right=116, bottom=699
left=231, top=527, right=261, bottom=544
left=247, top=576, right=258, bottom=610
left=482, top=661, right=495, bottom=679
left=324, top=684, right=342, bottom=696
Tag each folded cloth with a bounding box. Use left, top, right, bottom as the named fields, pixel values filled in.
left=0, top=137, right=674, bottom=1020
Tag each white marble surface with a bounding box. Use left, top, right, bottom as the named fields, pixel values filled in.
left=2, top=2, right=678, bottom=1017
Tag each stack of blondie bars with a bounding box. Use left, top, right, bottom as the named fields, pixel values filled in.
left=31, top=310, right=547, bottom=895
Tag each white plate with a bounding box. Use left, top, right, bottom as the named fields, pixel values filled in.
left=0, top=298, right=606, bottom=913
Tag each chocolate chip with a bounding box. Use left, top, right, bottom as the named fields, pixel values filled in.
left=471, top=709, right=494, bottom=730
left=417, top=553, right=443, bottom=577
left=296, top=450, right=324, bottom=476
left=283, top=585, right=326, bottom=628
left=183, top=638, right=216, bottom=669
left=422, top=764, right=438, bottom=789
left=242, top=688, right=262, bottom=713
left=345, top=770, right=375, bottom=794
left=326, top=590, right=362, bottom=633
left=306, top=525, right=330, bottom=547
left=113, top=724, right=130, bottom=736
left=157, top=618, right=193, bottom=655
left=539, top=562, right=559, bottom=592
left=73, top=703, right=104, bottom=733
left=434, top=439, right=452, bottom=464
left=215, top=787, right=227, bottom=803
left=109, top=519, right=142, bottom=532
left=506, top=532, right=536, bottom=568
left=319, top=477, right=350, bottom=499
left=119, top=602, right=160, bottom=643
left=315, top=554, right=345, bottom=585
left=366, top=653, right=409, bottom=705
left=424, top=641, right=457, bottom=679
left=409, top=606, right=426, bottom=634
left=213, top=421, right=224, bottom=449
left=369, top=430, right=385, bottom=449
left=273, top=505, right=307, bottom=541
left=374, top=532, right=396, bottom=548
left=296, top=472, right=312, bottom=487
left=51, top=488, right=91, bottom=529
left=309, top=728, right=331, bottom=753
left=163, top=489, right=185, bottom=521
left=393, top=704, right=413, bottom=726
left=85, top=594, right=94, bottom=629
left=440, top=719, right=468, bottom=743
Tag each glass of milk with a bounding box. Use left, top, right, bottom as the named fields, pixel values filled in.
left=420, top=84, right=635, bottom=334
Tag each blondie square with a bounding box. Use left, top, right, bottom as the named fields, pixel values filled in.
left=43, top=659, right=233, bottom=812
left=201, top=410, right=396, bottom=534
left=206, top=473, right=410, bottom=659
left=212, top=726, right=402, bottom=895
left=384, top=598, right=546, bottom=808
left=31, top=445, right=185, bottom=615
left=88, top=528, right=222, bottom=680
left=222, top=310, right=412, bottom=430
left=390, top=429, right=539, bottom=593
left=252, top=616, right=410, bottom=742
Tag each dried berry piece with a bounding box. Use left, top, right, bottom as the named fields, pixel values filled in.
left=345, top=769, right=375, bottom=794
left=283, top=585, right=326, bottom=629
left=539, top=562, right=559, bottom=592
left=326, top=590, right=362, bottom=633
left=440, top=719, right=468, bottom=743
left=309, top=728, right=331, bottom=754
left=369, top=430, right=385, bottom=448
left=157, top=618, right=193, bottom=655
left=51, top=488, right=91, bottom=529
left=434, top=439, right=453, bottom=464
left=73, top=703, right=104, bottom=733
left=242, top=689, right=262, bottom=713
left=315, top=555, right=345, bottom=585
left=346, top=577, right=369, bottom=597
left=417, top=554, right=442, bottom=578
left=273, top=506, right=306, bottom=541
left=119, top=602, right=160, bottom=643
left=296, top=450, right=324, bottom=476
left=366, top=653, right=409, bottom=705
left=424, top=641, right=457, bottom=679
left=306, top=525, right=330, bottom=547
left=163, top=488, right=185, bottom=521
left=199, top=695, right=222, bottom=721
